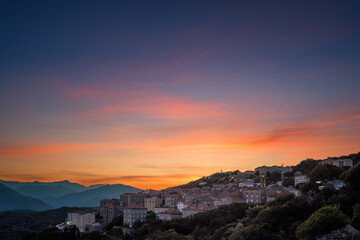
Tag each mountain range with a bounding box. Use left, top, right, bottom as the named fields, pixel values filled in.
left=0, top=180, right=142, bottom=211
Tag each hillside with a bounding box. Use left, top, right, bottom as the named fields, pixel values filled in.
left=45, top=184, right=142, bottom=208
left=0, top=183, right=53, bottom=212
left=0, top=180, right=104, bottom=201
left=175, top=171, right=236, bottom=189
left=0, top=207, right=96, bottom=240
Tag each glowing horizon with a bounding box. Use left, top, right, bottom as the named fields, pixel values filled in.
left=1, top=1, right=360, bottom=190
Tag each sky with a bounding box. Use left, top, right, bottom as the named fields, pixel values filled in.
left=0, top=0, right=360, bottom=189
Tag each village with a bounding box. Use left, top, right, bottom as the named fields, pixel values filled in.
left=60, top=158, right=353, bottom=234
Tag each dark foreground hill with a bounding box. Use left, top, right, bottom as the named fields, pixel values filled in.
left=0, top=207, right=96, bottom=240
left=0, top=183, right=53, bottom=212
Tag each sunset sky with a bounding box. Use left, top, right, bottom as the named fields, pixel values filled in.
left=1, top=1, right=360, bottom=189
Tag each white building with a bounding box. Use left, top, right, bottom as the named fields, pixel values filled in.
left=177, top=201, right=191, bottom=212
left=320, top=159, right=353, bottom=168
left=295, top=175, right=310, bottom=186
left=66, top=211, right=96, bottom=233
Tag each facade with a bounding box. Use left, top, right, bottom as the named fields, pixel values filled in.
left=320, top=159, right=353, bottom=168
left=240, top=188, right=264, bottom=204
left=255, top=166, right=292, bottom=176
left=123, top=206, right=147, bottom=228
left=100, top=198, right=122, bottom=224
left=295, top=175, right=310, bottom=186
left=120, top=193, right=146, bottom=207
left=66, top=211, right=95, bottom=233
left=164, top=194, right=181, bottom=208
left=182, top=207, right=209, bottom=218
left=177, top=201, right=191, bottom=212
left=157, top=209, right=182, bottom=220
left=144, top=197, right=162, bottom=212
left=239, top=179, right=255, bottom=188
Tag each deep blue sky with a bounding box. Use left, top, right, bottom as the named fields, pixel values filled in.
left=0, top=1, right=360, bottom=188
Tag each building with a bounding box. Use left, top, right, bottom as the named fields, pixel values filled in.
left=255, top=166, right=292, bottom=176
left=120, top=193, right=146, bottom=207
left=239, top=179, right=255, bottom=188
left=240, top=188, right=264, bottom=204
left=157, top=209, right=182, bottom=220
left=123, top=206, right=147, bottom=228
left=66, top=211, right=96, bottom=233
left=145, top=197, right=162, bottom=212
left=154, top=207, right=171, bottom=214
left=182, top=207, right=210, bottom=218
left=177, top=201, right=191, bottom=212
left=100, top=198, right=123, bottom=224
left=320, top=159, right=353, bottom=168
left=295, top=175, right=309, bottom=186
left=164, top=194, right=181, bottom=208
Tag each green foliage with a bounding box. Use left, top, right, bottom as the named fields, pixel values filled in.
left=177, top=172, right=235, bottom=189
left=352, top=203, right=360, bottom=230
left=0, top=207, right=95, bottom=240
left=282, top=178, right=294, bottom=187
left=145, top=229, right=193, bottom=240
left=344, top=162, right=360, bottom=193
left=105, top=215, right=123, bottom=231
left=296, top=205, right=347, bottom=240
left=266, top=172, right=282, bottom=184
left=292, top=159, right=320, bottom=175
left=308, top=164, right=343, bottom=181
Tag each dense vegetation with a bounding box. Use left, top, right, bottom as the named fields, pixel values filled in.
left=0, top=207, right=96, bottom=240
left=177, top=172, right=235, bottom=188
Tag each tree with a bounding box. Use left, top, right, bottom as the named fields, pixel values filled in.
left=282, top=178, right=294, bottom=187
left=344, top=162, right=360, bottom=193
left=308, top=164, right=343, bottom=181
left=296, top=205, right=347, bottom=240
left=292, top=159, right=319, bottom=175
left=146, top=229, right=193, bottom=240
left=352, top=203, right=360, bottom=230
left=266, top=172, right=282, bottom=184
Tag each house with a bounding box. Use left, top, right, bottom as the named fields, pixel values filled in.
left=165, top=194, right=181, bottom=208
left=157, top=209, right=182, bottom=220
left=123, top=206, right=147, bottom=228
left=120, top=193, right=146, bottom=207
left=239, top=179, right=255, bottom=188
left=144, top=197, right=162, bottom=212
left=182, top=206, right=210, bottom=218
left=154, top=207, right=171, bottom=214
left=320, top=158, right=353, bottom=168
left=295, top=175, right=309, bottom=186
left=177, top=201, right=191, bottom=212
left=66, top=211, right=96, bottom=233
left=240, top=187, right=264, bottom=204
left=100, top=198, right=122, bottom=224
left=212, top=184, right=225, bottom=193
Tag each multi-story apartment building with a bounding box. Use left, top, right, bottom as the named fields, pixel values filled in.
left=100, top=199, right=123, bottom=224
left=123, top=206, right=147, bottom=228
left=144, top=197, right=162, bottom=212
left=320, top=158, right=353, bottom=168
left=66, top=211, right=95, bottom=233
left=120, top=193, right=146, bottom=207
left=240, top=187, right=264, bottom=204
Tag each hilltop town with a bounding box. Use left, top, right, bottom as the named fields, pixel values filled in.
left=61, top=156, right=357, bottom=236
